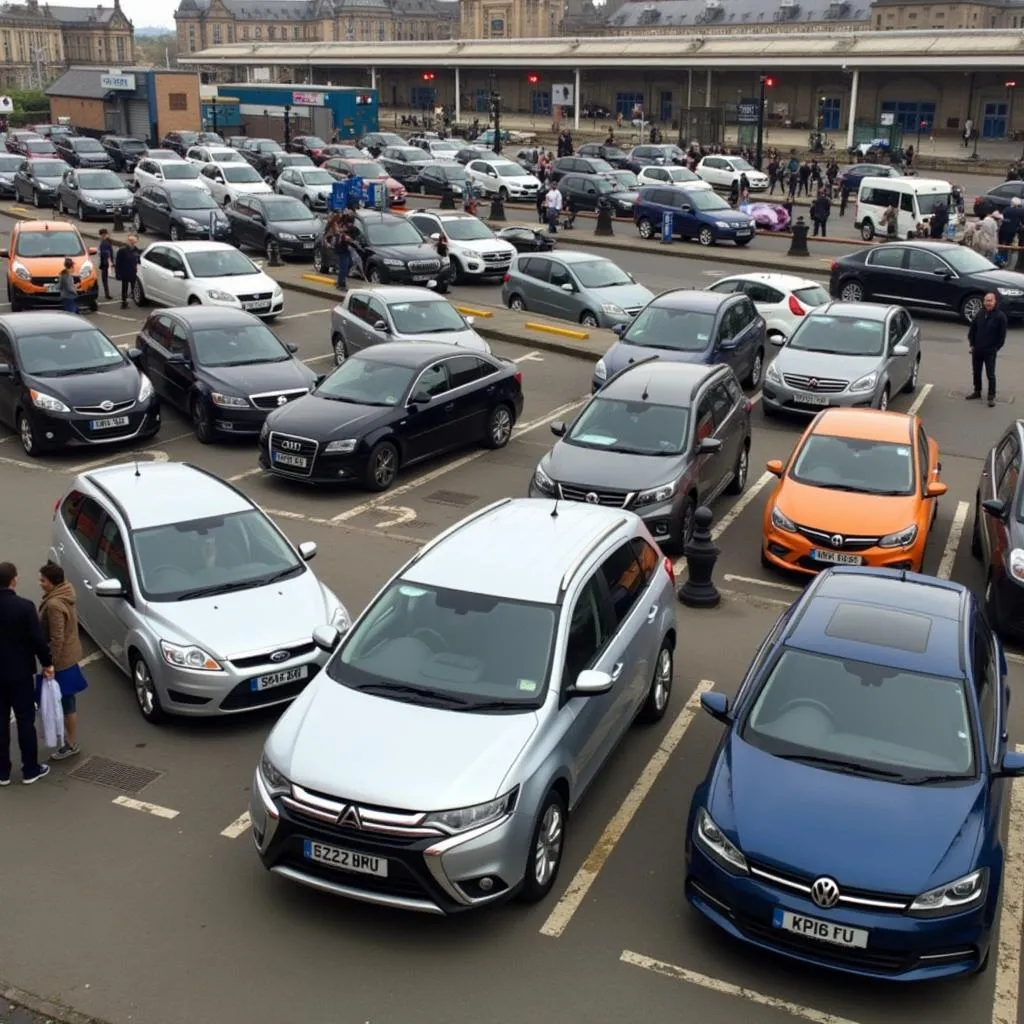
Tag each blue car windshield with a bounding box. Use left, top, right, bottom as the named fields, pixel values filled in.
left=620, top=305, right=715, bottom=352
left=741, top=648, right=976, bottom=779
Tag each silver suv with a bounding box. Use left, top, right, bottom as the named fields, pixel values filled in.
left=49, top=461, right=350, bottom=722
left=251, top=497, right=677, bottom=913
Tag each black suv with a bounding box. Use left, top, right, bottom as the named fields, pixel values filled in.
left=577, top=143, right=631, bottom=169
left=558, top=172, right=638, bottom=216
left=313, top=210, right=452, bottom=292
left=224, top=193, right=322, bottom=260
left=549, top=155, right=616, bottom=183
left=133, top=184, right=232, bottom=242
left=239, top=138, right=283, bottom=177
left=53, top=136, right=114, bottom=169
left=359, top=132, right=406, bottom=158
left=160, top=131, right=199, bottom=157
left=100, top=135, right=147, bottom=172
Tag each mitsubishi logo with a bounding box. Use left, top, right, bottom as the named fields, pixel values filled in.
left=337, top=805, right=362, bottom=829
left=810, top=876, right=841, bottom=909
left=279, top=439, right=302, bottom=452
left=830, top=534, right=844, bottom=548
left=99, top=400, right=114, bottom=412
left=276, top=395, right=287, bottom=406
left=585, top=492, right=600, bottom=504
left=807, top=379, right=819, bottom=391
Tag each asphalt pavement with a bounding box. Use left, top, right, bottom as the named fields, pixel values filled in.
left=2, top=201, right=1024, bottom=1024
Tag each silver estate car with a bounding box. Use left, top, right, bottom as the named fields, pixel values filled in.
left=274, top=165, right=335, bottom=211
left=501, top=250, right=655, bottom=330
left=251, top=498, right=677, bottom=914
left=49, top=461, right=350, bottom=722
left=761, top=301, right=921, bottom=417
left=330, top=285, right=491, bottom=366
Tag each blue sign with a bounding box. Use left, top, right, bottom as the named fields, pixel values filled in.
left=349, top=176, right=364, bottom=203
left=661, top=211, right=674, bottom=243
left=330, top=180, right=350, bottom=210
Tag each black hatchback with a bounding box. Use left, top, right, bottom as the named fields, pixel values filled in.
left=134, top=306, right=317, bottom=443
left=225, top=194, right=322, bottom=261
left=0, top=312, right=160, bottom=456
left=133, top=184, right=232, bottom=242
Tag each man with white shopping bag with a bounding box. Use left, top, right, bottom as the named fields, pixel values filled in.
left=0, top=562, right=55, bottom=785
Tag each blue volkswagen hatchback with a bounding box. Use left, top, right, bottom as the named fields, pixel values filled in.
left=592, top=290, right=766, bottom=393
left=686, top=566, right=1022, bottom=981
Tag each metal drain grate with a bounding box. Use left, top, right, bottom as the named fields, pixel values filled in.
left=69, top=755, right=163, bottom=794
left=423, top=490, right=477, bottom=507
left=947, top=390, right=1014, bottom=404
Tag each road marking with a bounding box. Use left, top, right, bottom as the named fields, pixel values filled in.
left=263, top=507, right=306, bottom=520
left=64, top=448, right=169, bottom=474
left=513, top=351, right=545, bottom=363
left=112, top=795, right=179, bottom=820
left=227, top=467, right=263, bottom=482
left=0, top=453, right=49, bottom=471
left=220, top=812, right=252, bottom=839
left=110, top=331, right=138, bottom=339
left=721, top=588, right=793, bottom=609
left=80, top=650, right=105, bottom=667
left=936, top=501, right=970, bottom=580
left=906, top=381, right=933, bottom=418
left=302, top=352, right=335, bottom=364
left=540, top=679, right=714, bottom=938
left=620, top=950, right=864, bottom=1024
left=1007, top=652, right=1024, bottom=666
left=331, top=397, right=587, bottom=523
left=992, top=743, right=1024, bottom=1024
left=95, top=310, right=138, bottom=323
left=375, top=505, right=416, bottom=528
left=723, top=573, right=802, bottom=593
left=278, top=308, right=332, bottom=320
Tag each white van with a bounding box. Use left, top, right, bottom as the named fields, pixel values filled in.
left=854, top=176, right=954, bottom=241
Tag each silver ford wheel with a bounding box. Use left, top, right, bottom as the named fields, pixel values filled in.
left=533, top=802, right=564, bottom=888
left=132, top=656, right=164, bottom=723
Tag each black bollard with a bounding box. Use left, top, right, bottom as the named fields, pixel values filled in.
left=489, top=195, right=506, bottom=221
left=595, top=197, right=614, bottom=237
left=788, top=216, right=810, bottom=257
left=112, top=209, right=124, bottom=233
left=678, top=506, right=720, bottom=608
left=439, top=186, right=455, bottom=210
left=267, top=240, right=282, bottom=267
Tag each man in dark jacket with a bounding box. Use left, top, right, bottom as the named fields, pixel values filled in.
left=0, top=561, right=54, bottom=785
left=810, top=190, right=831, bottom=236
left=929, top=201, right=949, bottom=239
left=114, top=234, right=141, bottom=309
left=967, top=293, right=1008, bottom=407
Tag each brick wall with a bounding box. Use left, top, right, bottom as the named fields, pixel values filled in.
left=153, top=73, right=201, bottom=139
left=49, top=96, right=106, bottom=133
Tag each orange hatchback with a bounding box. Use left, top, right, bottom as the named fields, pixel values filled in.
left=3, top=219, right=99, bottom=312
left=762, top=407, right=947, bottom=575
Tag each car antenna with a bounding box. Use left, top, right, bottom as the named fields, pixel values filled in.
left=551, top=497, right=559, bottom=518
left=641, top=374, right=652, bottom=400
left=134, top=459, right=141, bottom=478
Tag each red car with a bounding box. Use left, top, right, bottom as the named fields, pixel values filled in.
left=322, top=157, right=407, bottom=206
left=289, top=135, right=330, bottom=163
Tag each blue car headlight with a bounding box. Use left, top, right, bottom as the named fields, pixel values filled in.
left=694, top=807, right=748, bottom=875
left=908, top=869, right=987, bottom=917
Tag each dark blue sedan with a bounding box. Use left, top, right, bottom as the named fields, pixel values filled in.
left=686, top=566, right=1023, bottom=981
left=592, top=289, right=766, bottom=393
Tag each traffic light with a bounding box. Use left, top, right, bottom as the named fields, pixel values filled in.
left=527, top=73, right=539, bottom=84
left=764, top=76, right=775, bottom=88
left=422, top=71, right=435, bottom=82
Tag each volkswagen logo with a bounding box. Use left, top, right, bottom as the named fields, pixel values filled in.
left=830, top=534, right=844, bottom=548
left=99, top=400, right=114, bottom=412
left=585, top=492, right=600, bottom=504
left=279, top=439, right=302, bottom=452
left=276, top=395, right=287, bottom=406
left=807, top=379, right=819, bottom=391
left=269, top=649, right=290, bottom=663
left=810, top=876, right=841, bottom=909
left=337, top=805, right=362, bottom=830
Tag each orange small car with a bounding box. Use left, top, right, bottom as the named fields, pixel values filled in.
left=762, top=407, right=947, bottom=575
left=3, top=219, right=99, bottom=312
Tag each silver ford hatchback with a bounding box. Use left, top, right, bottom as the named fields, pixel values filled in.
left=251, top=497, right=677, bottom=913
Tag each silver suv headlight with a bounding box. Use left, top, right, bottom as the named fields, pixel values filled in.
left=909, top=869, right=987, bottom=917
left=694, top=808, right=748, bottom=874
left=259, top=751, right=291, bottom=796
left=533, top=463, right=555, bottom=494
left=423, top=788, right=518, bottom=835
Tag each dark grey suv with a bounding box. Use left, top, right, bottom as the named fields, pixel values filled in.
left=529, top=359, right=752, bottom=548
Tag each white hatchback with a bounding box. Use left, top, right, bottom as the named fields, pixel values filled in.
left=696, top=155, right=769, bottom=192
left=635, top=165, right=713, bottom=191
left=198, top=161, right=273, bottom=205
left=705, top=272, right=830, bottom=342
left=134, top=157, right=206, bottom=191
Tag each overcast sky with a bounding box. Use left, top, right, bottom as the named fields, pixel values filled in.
left=121, top=0, right=184, bottom=30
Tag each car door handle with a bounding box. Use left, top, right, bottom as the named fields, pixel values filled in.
left=647, top=604, right=658, bottom=623
left=82, top=580, right=93, bottom=591
left=56, top=543, right=64, bottom=554
left=610, top=662, right=623, bottom=682
left=444, top=402, right=454, bottom=413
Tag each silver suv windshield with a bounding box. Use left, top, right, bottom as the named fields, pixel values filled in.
left=328, top=580, right=556, bottom=710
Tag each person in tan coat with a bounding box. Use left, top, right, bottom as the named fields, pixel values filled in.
left=38, top=562, right=87, bottom=760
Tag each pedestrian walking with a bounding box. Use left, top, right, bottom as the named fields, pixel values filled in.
left=963, top=117, right=974, bottom=148
left=929, top=200, right=949, bottom=239
left=810, top=190, right=831, bottom=236
left=97, top=228, right=113, bottom=301
left=38, top=562, right=86, bottom=761
left=325, top=210, right=352, bottom=290
left=974, top=211, right=1001, bottom=261
left=0, top=561, right=55, bottom=786
left=798, top=161, right=811, bottom=197
left=58, top=257, right=77, bottom=314
left=881, top=203, right=898, bottom=241
left=114, top=234, right=140, bottom=309
left=543, top=182, right=562, bottom=234
left=767, top=157, right=779, bottom=195
left=839, top=181, right=851, bottom=217
left=966, top=293, right=1007, bottom=407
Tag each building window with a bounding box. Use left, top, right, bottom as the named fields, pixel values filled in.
left=346, top=17, right=354, bottom=39
left=213, top=23, right=222, bottom=43
left=378, top=20, right=385, bottom=39
left=116, top=35, right=125, bottom=59
left=228, top=25, right=234, bottom=41
left=188, top=25, right=196, bottom=49
left=489, top=17, right=505, bottom=36
left=169, top=92, right=188, bottom=111
left=293, top=24, right=300, bottom=38
left=268, top=25, right=275, bottom=38
left=242, top=25, right=249, bottom=39
left=255, top=26, right=262, bottom=38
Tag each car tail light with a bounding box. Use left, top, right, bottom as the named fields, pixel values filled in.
left=743, top=399, right=752, bottom=413
left=53, top=497, right=61, bottom=519
left=514, top=370, right=523, bottom=385
left=503, top=273, right=511, bottom=283
left=663, top=556, right=675, bottom=587
left=829, top=260, right=838, bottom=272
left=788, top=294, right=805, bottom=317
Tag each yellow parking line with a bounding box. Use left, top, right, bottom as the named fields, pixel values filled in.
left=525, top=321, right=589, bottom=341
left=301, top=273, right=336, bottom=286
left=453, top=304, right=494, bottom=318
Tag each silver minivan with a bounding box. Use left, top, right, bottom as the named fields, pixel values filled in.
left=251, top=498, right=677, bottom=913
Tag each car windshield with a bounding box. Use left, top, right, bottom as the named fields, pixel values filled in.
left=794, top=284, right=830, bottom=307
left=610, top=170, right=638, bottom=188
left=431, top=140, right=459, bottom=151
left=494, top=163, right=528, bottom=177
left=120, top=139, right=146, bottom=152
left=567, top=396, right=688, bottom=455
left=741, top=648, right=975, bottom=779
left=659, top=146, right=685, bottom=160
left=74, top=139, right=103, bottom=152
left=730, top=158, right=755, bottom=171
left=667, top=168, right=700, bottom=182
left=388, top=299, right=467, bottom=334
left=265, top=198, right=313, bottom=221
left=257, top=141, right=282, bottom=153
left=223, top=165, right=262, bottom=183
left=209, top=150, right=241, bottom=163
left=348, top=161, right=386, bottom=178
left=298, top=170, right=333, bottom=185
left=942, top=247, right=998, bottom=274
left=316, top=357, right=415, bottom=406
left=17, top=327, right=124, bottom=376
left=78, top=171, right=122, bottom=190
left=163, top=163, right=200, bottom=180
left=329, top=580, right=556, bottom=710
left=592, top=179, right=615, bottom=194
left=280, top=155, right=313, bottom=166
left=917, top=192, right=953, bottom=216
left=588, top=159, right=613, bottom=172
left=791, top=434, right=915, bottom=495
left=185, top=250, right=258, bottom=278
left=688, top=191, right=731, bottom=211
left=394, top=148, right=424, bottom=160
left=364, top=220, right=423, bottom=245
left=621, top=305, right=716, bottom=352
left=30, top=161, right=68, bottom=178
left=440, top=218, right=492, bottom=240
left=175, top=133, right=199, bottom=145
left=132, top=509, right=303, bottom=602
left=302, top=136, right=327, bottom=148
left=439, top=166, right=467, bottom=180
left=572, top=259, right=632, bottom=289
left=14, top=230, right=83, bottom=257
left=25, top=141, right=54, bottom=154
left=171, top=190, right=218, bottom=210
left=788, top=315, right=884, bottom=356
left=145, top=150, right=179, bottom=160
left=192, top=323, right=288, bottom=365
left=0, top=156, right=22, bottom=171
left=377, top=134, right=405, bottom=146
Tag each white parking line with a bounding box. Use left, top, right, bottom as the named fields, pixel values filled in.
left=936, top=501, right=970, bottom=580
left=95, top=310, right=138, bottom=323
left=993, top=743, right=1024, bottom=1024
left=227, top=468, right=263, bottom=483
left=220, top=812, right=252, bottom=839
left=79, top=650, right=105, bottom=667
left=619, top=950, right=864, bottom=1024
left=331, top=397, right=587, bottom=523
left=723, top=573, right=802, bottom=593
left=906, top=382, right=934, bottom=418
left=278, top=308, right=333, bottom=320
left=513, top=351, right=544, bottom=363
left=1007, top=652, right=1024, bottom=666
left=64, top=448, right=170, bottom=475
left=110, top=331, right=138, bottom=339
left=112, top=795, right=179, bottom=820
left=302, top=353, right=335, bottom=364
left=540, top=679, right=714, bottom=939
left=0, top=453, right=49, bottom=471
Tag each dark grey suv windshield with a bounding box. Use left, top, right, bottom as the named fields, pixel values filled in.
left=568, top=397, right=688, bottom=455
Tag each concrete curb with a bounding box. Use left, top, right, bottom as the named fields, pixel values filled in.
left=1, top=980, right=114, bottom=1024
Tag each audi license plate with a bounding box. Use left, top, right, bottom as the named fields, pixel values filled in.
left=302, top=242, right=314, bottom=249
left=243, top=301, right=271, bottom=312
left=811, top=549, right=863, bottom=566
left=90, top=415, right=130, bottom=430
left=250, top=665, right=307, bottom=692
left=272, top=452, right=308, bottom=468
left=303, top=840, right=388, bottom=877
left=796, top=393, right=830, bottom=406
left=772, top=909, right=868, bottom=948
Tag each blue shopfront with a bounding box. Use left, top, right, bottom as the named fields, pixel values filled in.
left=215, top=83, right=379, bottom=140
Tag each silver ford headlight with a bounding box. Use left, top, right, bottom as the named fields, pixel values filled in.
left=423, top=788, right=518, bottom=835
left=159, top=640, right=221, bottom=672
left=694, top=808, right=748, bottom=875
left=909, top=869, right=986, bottom=917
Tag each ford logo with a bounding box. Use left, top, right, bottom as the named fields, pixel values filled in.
left=269, top=649, right=290, bottom=663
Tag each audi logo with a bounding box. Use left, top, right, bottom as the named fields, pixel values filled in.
left=279, top=439, right=302, bottom=452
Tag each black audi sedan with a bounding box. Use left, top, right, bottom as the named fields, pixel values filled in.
left=133, top=184, right=232, bottom=242
left=258, top=342, right=524, bottom=490
left=830, top=240, right=1024, bottom=323
left=224, top=194, right=322, bottom=261
left=134, top=306, right=317, bottom=443
left=0, top=312, right=160, bottom=456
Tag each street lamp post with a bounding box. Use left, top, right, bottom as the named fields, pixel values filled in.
left=489, top=72, right=502, bottom=156
left=211, top=96, right=218, bottom=136
left=755, top=74, right=767, bottom=171
left=283, top=103, right=292, bottom=149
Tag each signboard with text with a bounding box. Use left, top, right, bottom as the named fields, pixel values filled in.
left=737, top=99, right=759, bottom=124
left=292, top=91, right=325, bottom=106
left=101, top=72, right=136, bottom=91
